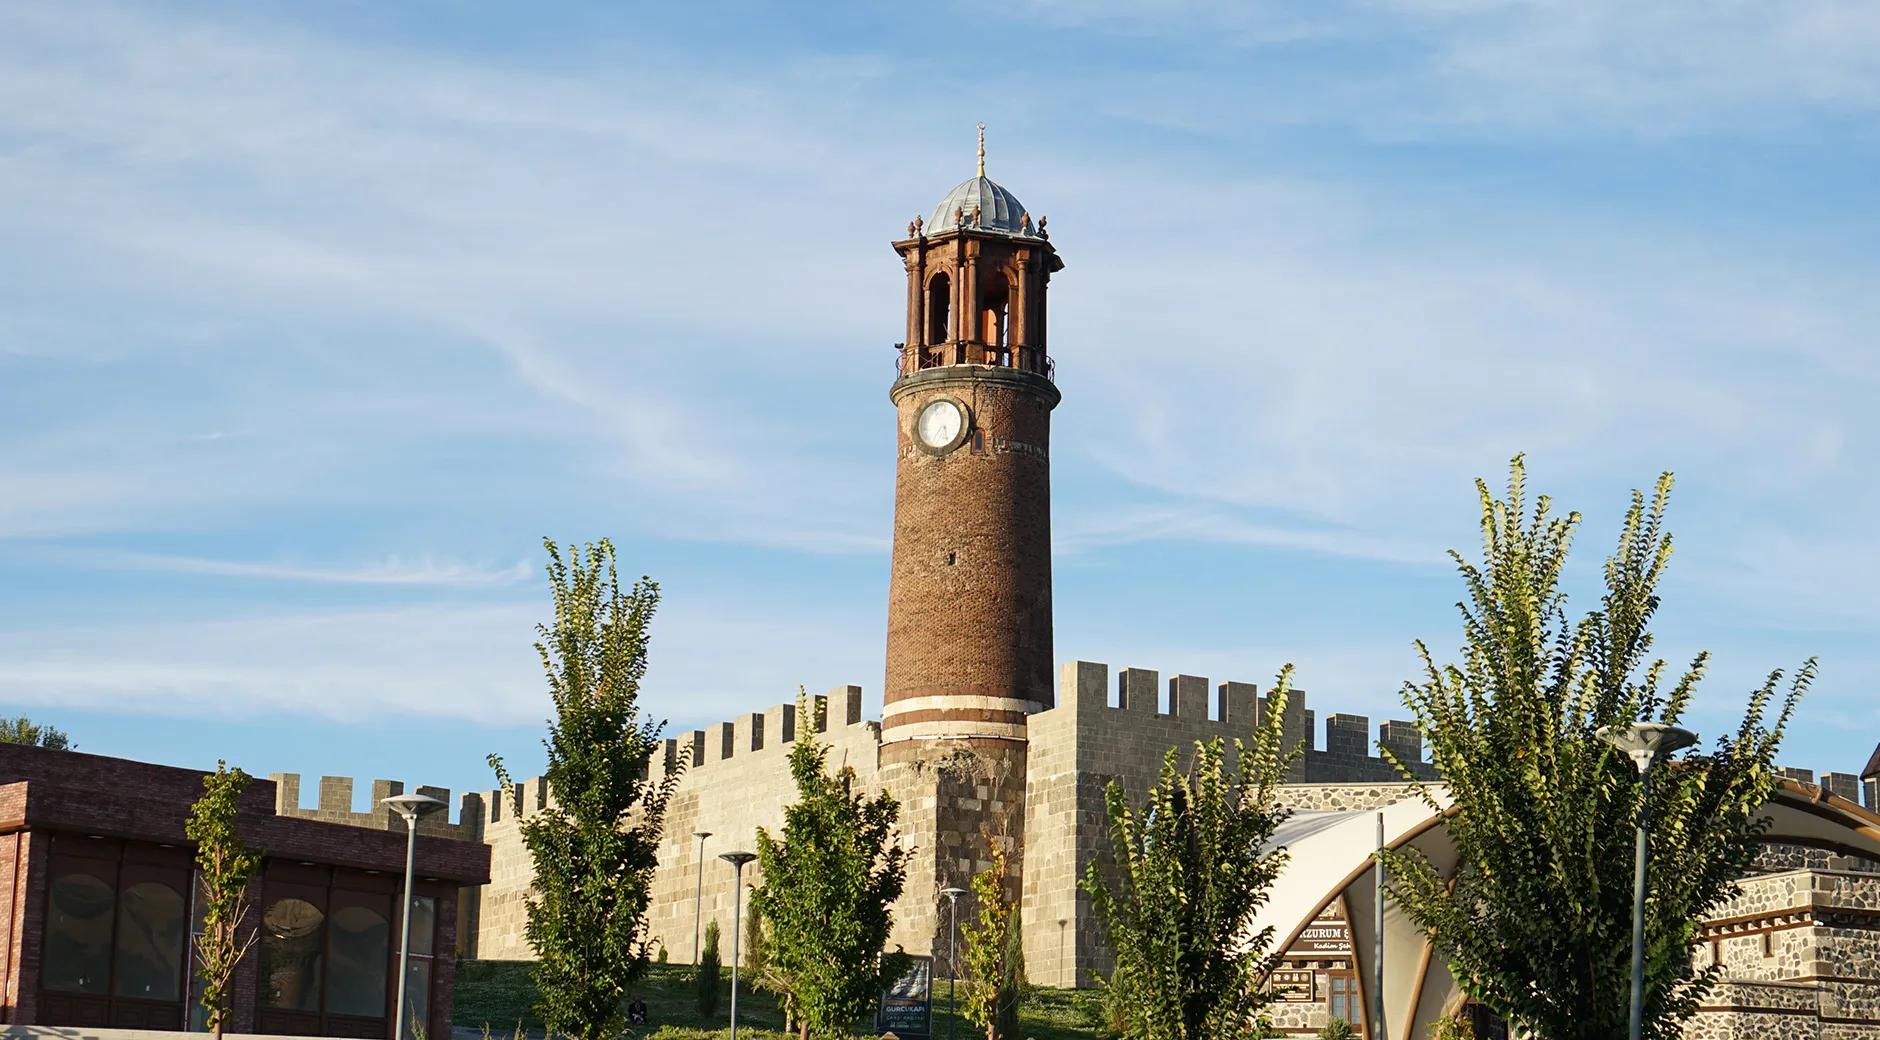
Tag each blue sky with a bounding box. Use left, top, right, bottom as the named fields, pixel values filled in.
left=3, top=1, right=1877, bottom=815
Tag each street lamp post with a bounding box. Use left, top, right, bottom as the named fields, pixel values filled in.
left=720, top=852, right=757, bottom=1040
left=381, top=793, right=447, bottom=1040
left=1372, top=810, right=1385, bottom=1040
left=1596, top=721, right=1699, bottom=1040
left=940, top=886, right=966, bottom=1040
left=692, top=831, right=713, bottom=963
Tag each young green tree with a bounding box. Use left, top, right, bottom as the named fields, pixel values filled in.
left=489, top=539, right=680, bottom=1040
left=0, top=715, right=73, bottom=749
left=696, top=919, right=723, bottom=1019
left=751, top=693, right=909, bottom=1040
left=1082, top=670, right=1299, bottom=1040
left=958, top=847, right=1025, bottom=1040
left=1380, top=458, right=1811, bottom=1040
left=742, top=897, right=800, bottom=1033
left=185, top=761, right=261, bottom=1040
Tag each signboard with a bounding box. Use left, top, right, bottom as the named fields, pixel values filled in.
left=1270, top=969, right=1316, bottom=1002
left=1291, top=921, right=1353, bottom=955
left=876, top=954, right=933, bottom=1038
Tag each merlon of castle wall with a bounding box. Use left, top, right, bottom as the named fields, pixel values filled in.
left=268, top=773, right=476, bottom=840
left=1033, top=659, right=1433, bottom=782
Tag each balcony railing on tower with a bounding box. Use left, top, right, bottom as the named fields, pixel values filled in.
left=894, top=341, right=1055, bottom=383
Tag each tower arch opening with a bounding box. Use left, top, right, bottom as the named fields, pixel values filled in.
left=927, top=272, right=952, bottom=348
left=980, top=276, right=1011, bottom=363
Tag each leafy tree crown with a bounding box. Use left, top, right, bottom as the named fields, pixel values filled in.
left=1380, top=458, right=1810, bottom=1040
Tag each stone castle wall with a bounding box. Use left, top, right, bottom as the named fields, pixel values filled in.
left=454, top=659, right=1432, bottom=980
left=1022, top=660, right=1435, bottom=988
left=458, top=687, right=881, bottom=963
left=267, top=772, right=477, bottom=839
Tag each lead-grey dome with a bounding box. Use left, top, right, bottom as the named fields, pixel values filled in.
left=928, top=176, right=1028, bottom=235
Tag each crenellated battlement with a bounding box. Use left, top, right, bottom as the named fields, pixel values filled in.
left=459, top=685, right=879, bottom=834
left=268, top=773, right=479, bottom=840
left=1037, top=660, right=1436, bottom=784
left=650, top=685, right=871, bottom=780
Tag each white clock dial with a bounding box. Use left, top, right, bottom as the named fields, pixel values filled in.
left=916, top=399, right=965, bottom=450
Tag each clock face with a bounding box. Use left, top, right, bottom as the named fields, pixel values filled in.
left=915, top=398, right=966, bottom=452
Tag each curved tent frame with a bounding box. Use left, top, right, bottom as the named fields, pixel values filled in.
left=1255, top=780, right=1880, bottom=1040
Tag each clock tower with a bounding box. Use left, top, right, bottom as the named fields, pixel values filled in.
left=883, top=130, right=1062, bottom=749
left=880, top=130, right=1062, bottom=947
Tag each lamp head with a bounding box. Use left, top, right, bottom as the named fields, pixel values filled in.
left=380, top=792, right=447, bottom=821
left=719, top=851, right=757, bottom=868
left=940, top=887, right=967, bottom=901
left=1595, top=722, right=1699, bottom=774
left=694, top=831, right=713, bottom=840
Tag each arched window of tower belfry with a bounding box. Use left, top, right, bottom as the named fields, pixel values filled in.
left=927, top=272, right=951, bottom=347
left=980, top=275, right=1011, bottom=359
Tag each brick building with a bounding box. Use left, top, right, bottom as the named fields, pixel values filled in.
left=0, top=744, right=489, bottom=1037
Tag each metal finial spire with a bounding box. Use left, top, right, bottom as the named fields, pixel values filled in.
left=976, top=122, right=986, bottom=177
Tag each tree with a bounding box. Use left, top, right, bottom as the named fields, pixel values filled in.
left=1081, top=670, right=1299, bottom=1040
left=1379, top=458, right=1811, bottom=1040
left=696, top=919, right=723, bottom=1019
left=751, top=693, right=910, bottom=1040
left=1, top=716, right=73, bottom=749
left=959, top=847, right=1025, bottom=1040
left=186, top=761, right=261, bottom=1040
left=743, top=895, right=800, bottom=1034
left=488, top=539, right=680, bottom=1040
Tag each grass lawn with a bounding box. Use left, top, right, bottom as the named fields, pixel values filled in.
left=453, top=960, right=1100, bottom=1040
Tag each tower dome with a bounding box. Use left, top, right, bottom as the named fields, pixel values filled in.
left=924, top=123, right=1032, bottom=235
left=927, top=176, right=1028, bottom=234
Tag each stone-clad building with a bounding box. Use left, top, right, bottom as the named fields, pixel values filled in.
left=449, top=142, right=1880, bottom=1038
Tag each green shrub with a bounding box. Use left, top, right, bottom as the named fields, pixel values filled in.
left=1430, top=1014, right=1476, bottom=1040
left=1317, top=1017, right=1357, bottom=1040
left=695, top=920, right=722, bottom=1019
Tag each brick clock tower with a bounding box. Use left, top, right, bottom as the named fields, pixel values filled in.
left=880, top=128, right=1062, bottom=958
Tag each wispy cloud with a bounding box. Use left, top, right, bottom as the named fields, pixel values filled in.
left=91, top=551, right=534, bottom=588
left=994, top=0, right=1880, bottom=134
left=0, top=1, right=1874, bottom=773
left=1058, top=505, right=1443, bottom=564
left=0, top=590, right=881, bottom=728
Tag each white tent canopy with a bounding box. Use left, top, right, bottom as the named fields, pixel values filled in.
left=1253, top=781, right=1880, bottom=1040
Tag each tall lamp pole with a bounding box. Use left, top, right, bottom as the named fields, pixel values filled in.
left=720, top=852, right=757, bottom=1040
left=1596, top=721, right=1698, bottom=1040
left=692, top=831, right=713, bottom=963
left=1372, top=810, right=1385, bottom=1040
left=381, top=793, right=446, bottom=1040
left=940, top=886, right=966, bottom=1040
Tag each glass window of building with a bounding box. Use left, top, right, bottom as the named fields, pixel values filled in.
left=400, top=895, right=437, bottom=1040
left=113, top=880, right=187, bottom=1000
left=325, top=906, right=391, bottom=1018
left=187, top=874, right=209, bottom=1031
left=260, top=898, right=325, bottom=1012
left=1328, top=974, right=1362, bottom=1030
left=44, top=870, right=116, bottom=995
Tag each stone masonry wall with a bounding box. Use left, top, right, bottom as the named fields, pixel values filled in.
left=1022, top=660, right=1432, bottom=988
left=462, top=688, right=883, bottom=963
left=1688, top=870, right=1880, bottom=1040
left=268, top=773, right=476, bottom=840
